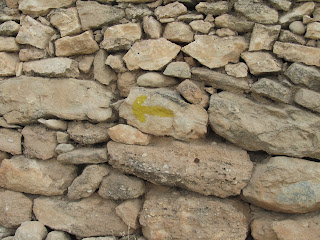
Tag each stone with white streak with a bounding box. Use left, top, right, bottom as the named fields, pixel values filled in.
left=279, top=2, right=315, bottom=25
left=249, top=24, right=281, bottom=51
left=38, top=119, right=67, bottom=131
left=0, top=52, right=19, bottom=77
left=294, top=88, right=320, bottom=113
left=0, top=128, right=21, bottom=155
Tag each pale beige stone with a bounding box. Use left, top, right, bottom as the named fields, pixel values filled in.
left=0, top=151, right=9, bottom=161
left=216, top=28, right=236, bottom=37
left=176, top=79, right=204, bottom=104
left=279, top=2, right=315, bottom=25
left=0, top=128, right=21, bottom=155
left=0, top=225, right=15, bottom=239
left=225, top=62, right=248, bottom=78
left=78, top=55, right=94, bottom=73
left=0, top=155, right=77, bottom=195
left=195, top=1, right=229, bottom=16
left=94, top=50, right=117, bottom=85
left=107, top=124, right=152, bottom=145
left=116, top=199, right=142, bottom=229
left=123, top=38, right=181, bottom=71
left=0, top=7, right=20, bottom=22
left=117, top=71, right=138, bottom=97
left=163, top=22, right=194, bottom=43
left=0, top=52, right=19, bottom=77
left=105, top=54, right=127, bottom=73
left=117, top=0, right=155, bottom=2
left=154, top=2, right=187, bottom=19
left=189, top=20, right=212, bottom=34
left=55, top=144, right=74, bottom=154
left=0, top=37, right=19, bottom=52
left=57, top=148, right=108, bottom=165
left=137, top=72, right=178, bottom=88
left=268, top=0, right=291, bottom=11
left=19, top=47, right=46, bottom=61
left=14, top=221, right=48, bottom=240
left=249, top=24, right=281, bottom=51
left=0, top=21, right=20, bottom=36
left=0, top=118, right=21, bottom=129
left=177, top=14, right=204, bottom=22
left=279, top=30, right=307, bottom=45
left=163, top=62, right=191, bottom=78
left=56, top=132, right=69, bottom=144
left=6, top=0, right=18, bottom=9
left=38, top=119, right=67, bottom=131
left=289, top=21, right=305, bottom=35
left=215, top=14, right=254, bottom=33
left=182, top=36, right=248, bottom=69
left=294, top=88, right=320, bottom=113
left=143, top=16, right=162, bottom=39
left=45, top=231, right=71, bottom=240
left=305, top=22, right=320, bottom=39
left=125, top=5, right=153, bottom=20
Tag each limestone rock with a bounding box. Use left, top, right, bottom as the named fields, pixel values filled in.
left=273, top=41, right=320, bottom=67
left=38, top=119, right=67, bottom=131
left=105, top=54, right=127, bottom=73
left=0, top=190, right=32, bottom=228
left=0, top=155, right=77, bottom=196
left=279, top=30, right=307, bottom=45
left=23, top=58, right=79, bottom=78
left=249, top=24, right=281, bottom=51
left=76, top=1, right=124, bottom=30
left=125, top=5, right=153, bottom=20
left=0, top=128, right=21, bottom=155
left=98, top=169, right=146, bottom=200
left=22, top=125, right=57, bottom=160
left=154, top=2, right=187, bottom=19
left=163, top=61, right=191, bottom=78
left=140, top=187, right=250, bottom=240
left=216, top=28, right=236, bottom=37
left=33, top=195, right=133, bottom=237
left=117, top=0, right=156, bottom=2
left=289, top=21, right=305, bottom=35
left=123, top=38, right=181, bottom=71
left=67, top=164, right=110, bottom=200
left=78, top=55, right=94, bottom=73
left=94, top=50, right=117, bottom=85
left=241, top=52, right=282, bottom=76
left=107, top=124, right=151, bottom=145
left=225, top=62, right=248, bottom=78
left=19, top=47, right=46, bottom=62
left=45, top=231, right=71, bottom=240
left=49, top=8, right=82, bottom=37
left=56, top=132, right=69, bottom=144
left=115, top=199, right=142, bottom=229
left=0, top=21, right=20, bottom=36
left=108, top=137, right=253, bottom=198
left=0, top=7, right=20, bottom=22
left=208, top=91, right=320, bottom=159
left=137, top=72, right=178, bottom=88
left=55, top=31, right=99, bottom=57
left=268, top=0, right=291, bottom=11
left=67, top=121, right=113, bottom=145
left=305, top=22, right=320, bottom=39
left=0, top=226, right=15, bottom=239
left=119, top=87, right=208, bottom=140
left=189, top=20, right=212, bottom=34
left=294, top=88, right=320, bottom=113
left=178, top=13, right=204, bottom=22
left=5, top=0, right=18, bottom=9
left=55, top=144, right=74, bottom=154
left=182, top=36, right=248, bottom=69
left=242, top=156, right=320, bottom=213
left=82, top=237, right=116, bottom=240
left=176, top=79, right=204, bottom=104
left=195, top=1, right=229, bottom=16
left=16, top=16, right=55, bottom=49
left=163, top=22, right=194, bottom=43
left=142, top=16, right=162, bottom=39
left=118, top=72, right=138, bottom=97
left=279, top=2, right=315, bottom=25
left=215, top=14, right=254, bottom=33
left=18, top=0, right=75, bottom=17
left=0, top=37, right=19, bottom=52
left=0, top=151, right=9, bottom=161
left=0, top=118, right=21, bottom=129
left=0, top=76, right=113, bottom=124
left=0, top=52, right=19, bottom=77
left=57, top=148, right=108, bottom=165
left=14, top=221, right=47, bottom=240
left=235, top=0, right=278, bottom=24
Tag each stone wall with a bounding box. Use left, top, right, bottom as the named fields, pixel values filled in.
left=0, top=0, right=320, bottom=239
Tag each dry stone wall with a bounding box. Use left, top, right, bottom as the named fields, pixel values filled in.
left=0, top=0, right=320, bottom=239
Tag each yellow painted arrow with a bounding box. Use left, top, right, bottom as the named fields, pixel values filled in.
left=132, top=95, right=174, bottom=123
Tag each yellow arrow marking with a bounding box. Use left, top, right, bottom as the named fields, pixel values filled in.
left=132, top=95, right=174, bottom=123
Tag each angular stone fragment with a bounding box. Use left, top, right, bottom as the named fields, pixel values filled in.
left=0, top=37, right=19, bottom=52
left=56, top=132, right=69, bottom=144
left=273, top=41, right=320, bottom=67
left=57, top=148, right=108, bottom=165
left=14, top=221, right=47, bottom=240
left=249, top=24, right=281, bottom=51
left=143, top=16, right=162, bottom=39
left=0, top=52, right=19, bottom=77
left=46, top=231, right=71, bottom=240
left=0, top=190, right=32, bottom=228
left=116, top=199, right=142, bottom=229
left=94, top=50, right=117, bottom=85
left=119, top=87, right=208, bottom=140
left=268, top=0, right=291, bottom=11
left=189, top=20, right=212, bottom=34
left=78, top=55, right=94, bottom=73
left=105, top=54, right=127, bottom=73
left=0, top=76, right=113, bottom=124
left=77, top=1, right=124, bottom=30
left=19, top=47, right=46, bottom=62
left=154, top=2, right=187, bottom=19
left=0, top=226, right=15, bottom=239
left=137, top=72, right=178, bottom=88
left=140, top=187, right=250, bottom=240
left=0, top=128, right=21, bottom=155
left=0, top=118, right=20, bottom=129
left=242, top=156, right=320, bottom=213
left=235, top=0, right=278, bottom=24
left=118, top=72, right=138, bottom=97
left=123, top=38, right=181, bottom=71
left=177, top=79, right=203, bottom=104
left=19, top=0, right=75, bottom=17
left=49, top=8, right=82, bottom=37
left=125, top=5, right=153, bottom=20
left=68, top=164, right=110, bottom=200
left=23, top=58, right=79, bottom=78
left=0, top=21, right=20, bottom=36
left=108, top=137, right=252, bottom=197
left=195, top=1, right=229, bottom=16
left=279, top=2, right=315, bottom=25
left=294, top=88, right=320, bottom=113
left=225, top=62, right=248, bottom=78
left=216, top=28, right=236, bottom=37
left=182, top=36, right=248, bottom=69
left=163, top=62, right=191, bottom=78
left=208, top=91, right=320, bottom=159
left=163, top=22, right=193, bottom=43
left=215, top=14, right=254, bottom=33
left=55, top=31, right=99, bottom=57
left=33, top=195, right=133, bottom=237
left=305, top=22, right=320, bottom=39
left=38, top=119, right=67, bottom=131
left=0, top=155, right=77, bottom=195
left=108, top=124, right=151, bottom=145
left=241, top=52, right=282, bottom=76
left=98, top=169, right=146, bottom=200
left=279, top=30, right=307, bottom=45
left=0, top=7, right=20, bottom=22
left=16, top=16, right=55, bottom=49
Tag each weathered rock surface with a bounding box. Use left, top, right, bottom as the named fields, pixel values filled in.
left=0, top=155, right=77, bottom=196
left=22, top=125, right=57, bottom=160
left=0, top=52, right=19, bottom=77
left=140, top=187, right=250, bottom=240
left=33, top=194, right=133, bottom=237
left=163, top=22, right=193, bottom=43
left=115, top=199, right=142, bottom=229
left=305, top=22, right=320, bottom=39
left=78, top=55, right=94, bottom=73
left=38, top=119, right=67, bottom=131
left=14, top=221, right=47, bottom=240
left=119, top=87, right=208, bottom=140
left=55, top=144, right=74, bottom=154
left=279, top=29, right=307, bottom=45
left=279, top=2, right=315, bottom=25
left=137, top=72, right=178, bottom=88
left=249, top=24, right=281, bottom=51
left=0, top=7, right=20, bottom=22
left=46, top=231, right=71, bottom=240
left=215, top=14, right=254, bottom=33
left=225, top=62, right=248, bottom=78
left=163, top=61, right=191, bottom=78
left=0, top=76, right=113, bottom=124
left=108, top=137, right=253, bottom=198
left=195, top=1, right=229, bottom=16
left=19, top=47, right=47, bottom=62
left=123, top=38, right=181, bottom=71
left=0, top=21, right=20, bottom=36
left=208, top=91, right=320, bottom=159
left=154, top=2, right=187, bottom=19
left=57, top=148, right=108, bottom=165
left=189, top=20, right=212, bottom=34
left=289, top=21, right=306, bottom=35
left=269, top=0, right=291, bottom=11
left=0, top=37, right=19, bottom=52
left=242, top=156, right=320, bottom=213
left=117, top=71, right=138, bottom=97
left=0, top=190, right=32, bottom=228
left=294, top=88, right=320, bottom=113
left=93, top=50, right=117, bottom=85
left=0, top=128, right=21, bottom=155
left=0, top=226, right=15, bottom=239
left=182, top=36, right=248, bottom=69
left=143, top=16, right=162, bottom=39
left=176, top=79, right=205, bottom=105
left=105, top=54, right=127, bottom=73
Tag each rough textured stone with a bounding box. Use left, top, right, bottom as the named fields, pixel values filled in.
left=137, top=72, right=178, bottom=88
left=216, top=28, right=236, bottom=37
left=176, top=79, right=205, bottom=105
left=78, top=55, right=94, bottom=73
left=0, top=151, right=9, bottom=161
left=117, top=72, right=138, bottom=97
left=178, top=13, right=203, bottom=22
left=242, top=156, right=320, bottom=213
left=225, top=62, right=248, bottom=78
left=0, top=76, right=113, bottom=124
left=195, top=1, right=229, bottom=16
left=249, top=24, right=281, bottom=51
left=279, top=29, right=307, bottom=45
left=0, top=21, right=20, bottom=36
left=115, top=199, right=142, bottom=229
left=279, top=2, right=315, bottom=25
left=57, top=148, right=108, bottom=165
left=45, top=231, right=71, bottom=240
left=268, top=0, right=291, bottom=11
left=23, top=58, right=79, bottom=78
left=19, top=47, right=46, bottom=62
left=94, top=50, right=117, bottom=86
left=68, top=164, right=110, bottom=200
left=55, top=31, right=99, bottom=57
left=0, top=7, right=20, bottom=22
left=189, top=20, right=212, bottom=34
left=98, top=169, right=146, bottom=200
left=0, top=226, right=15, bottom=239
left=163, top=61, right=191, bottom=78
left=0, top=52, right=19, bottom=77
left=0, top=37, right=19, bottom=52
left=14, top=221, right=47, bottom=240
left=143, top=16, right=162, bottom=39
left=123, top=38, right=181, bottom=71
left=56, top=132, right=69, bottom=144
left=49, top=8, right=82, bottom=37
left=154, top=2, right=187, bottom=19
left=38, top=119, right=67, bottom=131
left=273, top=41, right=320, bottom=67
left=289, top=21, right=305, bottom=35
left=119, top=87, right=208, bottom=140
left=0, top=128, right=21, bottom=155
left=163, top=22, right=193, bottom=43
left=0, top=155, right=77, bottom=196
left=105, top=54, right=127, bottom=73
left=294, top=88, right=320, bottom=113
left=76, top=1, right=124, bottom=30
left=182, top=36, right=248, bottom=69
left=22, top=125, right=57, bottom=160
left=0, top=190, right=32, bottom=228
left=55, top=144, right=74, bottom=154
left=215, top=14, right=254, bottom=33
left=125, top=5, right=153, bottom=20
left=305, top=22, right=320, bottom=39
left=140, top=187, right=250, bottom=240
left=107, top=124, right=151, bottom=145
left=241, top=52, right=282, bottom=76
left=33, top=195, right=133, bottom=237
left=108, top=137, right=252, bottom=198
left=0, top=118, right=20, bottom=129
left=208, top=91, right=320, bottom=159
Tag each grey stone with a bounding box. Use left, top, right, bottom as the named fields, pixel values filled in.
left=57, top=148, right=108, bottom=165
left=0, top=21, right=20, bottom=36
left=294, top=88, right=320, bottom=113
left=163, top=61, right=191, bottom=78
left=55, top=144, right=74, bottom=154
left=19, top=47, right=47, bottom=62
left=45, top=231, right=71, bottom=240
left=0, top=226, right=15, bottom=239
left=215, top=14, right=254, bottom=33
left=289, top=21, right=306, bottom=35
left=268, top=0, right=291, bottom=11
left=137, top=72, right=178, bottom=88
left=195, top=1, right=229, bottom=16
left=14, top=221, right=47, bottom=240
left=279, top=30, right=307, bottom=45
